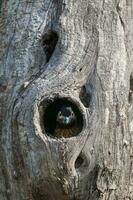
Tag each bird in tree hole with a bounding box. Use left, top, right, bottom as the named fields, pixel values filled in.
left=54, top=106, right=79, bottom=138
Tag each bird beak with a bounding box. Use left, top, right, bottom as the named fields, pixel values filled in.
left=65, top=117, right=70, bottom=124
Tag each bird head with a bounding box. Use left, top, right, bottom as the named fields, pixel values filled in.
left=56, top=106, right=76, bottom=127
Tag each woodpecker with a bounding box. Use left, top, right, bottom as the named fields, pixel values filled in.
left=54, top=106, right=79, bottom=138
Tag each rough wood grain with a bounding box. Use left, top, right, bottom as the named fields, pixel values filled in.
left=0, top=0, right=133, bottom=199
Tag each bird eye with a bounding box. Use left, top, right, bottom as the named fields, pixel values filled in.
left=59, top=112, right=62, bottom=116
left=71, top=112, right=74, bottom=116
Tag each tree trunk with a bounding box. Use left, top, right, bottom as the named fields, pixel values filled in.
left=0, top=0, right=133, bottom=199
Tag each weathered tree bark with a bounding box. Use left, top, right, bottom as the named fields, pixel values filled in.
left=0, top=0, right=133, bottom=199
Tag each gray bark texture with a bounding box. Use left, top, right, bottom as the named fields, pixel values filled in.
left=0, top=0, right=133, bottom=199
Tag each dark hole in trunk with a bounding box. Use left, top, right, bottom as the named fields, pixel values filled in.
left=42, top=30, right=58, bottom=62
left=79, top=85, right=92, bottom=108
left=75, top=155, right=84, bottom=169
left=40, top=98, right=84, bottom=138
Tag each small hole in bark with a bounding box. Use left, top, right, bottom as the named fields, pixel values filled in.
left=128, top=75, right=133, bottom=103
left=40, top=98, right=84, bottom=138
left=75, top=154, right=89, bottom=171
left=75, top=155, right=84, bottom=169
left=79, top=85, right=92, bottom=108
left=42, top=30, right=58, bottom=62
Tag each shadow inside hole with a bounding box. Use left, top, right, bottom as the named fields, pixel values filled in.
left=41, top=98, right=84, bottom=138
left=75, top=155, right=84, bottom=169
left=75, top=153, right=89, bottom=171
left=129, top=76, right=133, bottom=103
left=41, top=30, right=58, bottom=62
left=79, top=85, right=92, bottom=108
